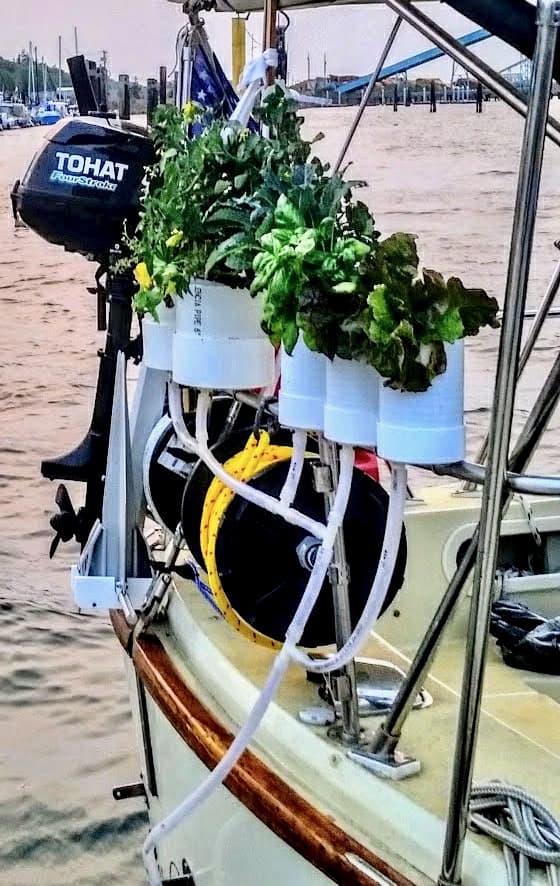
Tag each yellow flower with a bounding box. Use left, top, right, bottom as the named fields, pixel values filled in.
left=182, top=101, right=201, bottom=124
left=134, top=262, right=152, bottom=290
left=166, top=229, right=183, bottom=249
left=166, top=280, right=177, bottom=296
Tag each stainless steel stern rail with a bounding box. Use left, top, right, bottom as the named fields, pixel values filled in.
left=439, top=3, right=560, bottom=882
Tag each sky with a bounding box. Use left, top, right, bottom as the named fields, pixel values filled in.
left=0, top=1, right=527, bottom=86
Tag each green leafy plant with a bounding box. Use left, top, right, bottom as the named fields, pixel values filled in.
left=338, top=233, right=499, bottom=391
left=125, top=86, right=499, bottom=391
left=244, top=155, right=377, bottom=354
left=252, top=190, right=499, bottom=391
left=126, top=89, right=315, bottom=318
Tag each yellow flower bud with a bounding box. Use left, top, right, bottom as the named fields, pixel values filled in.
left=134, top=262, right=152, bottom=290
left=182, top=101, right=201, bottom=123
left=165, top=229, right=183, bottom=249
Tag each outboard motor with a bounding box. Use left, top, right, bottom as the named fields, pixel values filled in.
left=12, top=115, right=153, bottom=259
left=11, top=116, right=156, bottom=552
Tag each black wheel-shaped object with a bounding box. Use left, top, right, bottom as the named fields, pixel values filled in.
left=206, top=463, right=407, bottom=648
left=144, top=397, right=255, bottom=534
left=181, top=426, right=298, bottom=567
left=214, top=460, right=407, bottom=648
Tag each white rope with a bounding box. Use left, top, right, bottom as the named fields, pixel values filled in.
left=227, top=49, right=279, bottom=129
left=469, top=782, right=560, bottom=886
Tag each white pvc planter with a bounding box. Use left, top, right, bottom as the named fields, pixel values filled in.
left=324, top=357, right=380, bottom=448
left=377, top=340, right=465, bottom=465
left=279, top=339, right=326, bottom=431
left=172, top=279, right=275, bottom=390
left=142, top=301, right=176, bottom=371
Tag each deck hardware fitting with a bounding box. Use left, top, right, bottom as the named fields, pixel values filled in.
left=318, top=437, right=361, bottom=745
left=298, top=706, right=336, bottom=727
left=112, top=781, right=147, bottom=801
left=311, top=462, right=333, bottom=494
left=326, top=723, right=372, bottom=750
left=296, top=536, right=320, bottom=571
left=348, top=746, right=421, bottom=781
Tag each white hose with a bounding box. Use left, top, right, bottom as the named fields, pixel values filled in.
left=288, top=462, right=407, bottom=672
left=143, top=443, right=356, bottom=885
left=280, top=429, right=307, bottom=507
left=144, top=387, right=407, bottom=884
left=169, top=385, right=326, bottom=540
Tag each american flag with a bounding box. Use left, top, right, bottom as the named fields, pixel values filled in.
left=190, top=41, right=238, bottom=119
left=189, top=38, right=257, bottom=131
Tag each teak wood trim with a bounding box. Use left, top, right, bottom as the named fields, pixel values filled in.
left=110, top=611, right=415, bottom=886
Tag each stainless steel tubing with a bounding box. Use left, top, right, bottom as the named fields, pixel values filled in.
left=439, top=4, right=559, bottom=882
left=368, top=345, right=560, bottom=760
left=384, top=0, right=560, bottom=150
left=234, top=390, right=279, bottom=416
left=434, top=460, right=560, bottom=496
left=464, top=259, right=560, bottom=490
left=318, top=438, right=361, bottom=743
left=334, top=15, right=402, bottom=173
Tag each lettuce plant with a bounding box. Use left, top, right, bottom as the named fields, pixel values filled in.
left=339, top=233, right=500, bottom=391
left=253, top=199, right=499, bottom=391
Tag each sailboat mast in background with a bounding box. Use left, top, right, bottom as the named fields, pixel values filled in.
left=58, top=36, right=62, bottom=99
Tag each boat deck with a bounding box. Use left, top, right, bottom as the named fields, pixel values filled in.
left=162, top=574, right=560, bottom=885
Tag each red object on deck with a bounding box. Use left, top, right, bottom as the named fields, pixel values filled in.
left=355, top=448, right=380, bottom=482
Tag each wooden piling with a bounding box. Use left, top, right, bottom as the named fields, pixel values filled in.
left=476, top=81, right=483, bottom=113
left=119, top=74, right=130, bottom=120
left=430, top=79, right=437, bottom=113
left=147, top=77, right=158, bottom=126
left=159, top=66, right=167, bottom=105
left=393, top=84, right=398, bottom=112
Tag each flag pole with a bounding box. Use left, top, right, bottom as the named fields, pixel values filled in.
left=262, top=0, right=278, bottom=84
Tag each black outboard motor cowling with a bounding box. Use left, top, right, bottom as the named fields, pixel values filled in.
left=12, top=116, right=154, bottom=259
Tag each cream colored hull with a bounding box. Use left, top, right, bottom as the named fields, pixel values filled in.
left=125, top=660, right=336, bottom=885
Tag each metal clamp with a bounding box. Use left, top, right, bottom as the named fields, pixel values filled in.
left=311, top=462, right=333, bottom=494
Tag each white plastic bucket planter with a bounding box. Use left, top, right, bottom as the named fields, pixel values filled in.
left=142, top=301, right=176, bottom=371
left=324, top=357, right=380, bottom=448
left=172, top=279, right=275, bottom=390
left=377, top=340, right=465, bottom=465
left=279, top=339, right=326, bottom=431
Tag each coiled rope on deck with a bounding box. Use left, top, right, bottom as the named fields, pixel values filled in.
left=469, top=782, right=560, bottom=886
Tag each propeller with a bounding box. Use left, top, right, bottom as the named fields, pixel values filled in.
left=49, top=484, right=78, bottom=558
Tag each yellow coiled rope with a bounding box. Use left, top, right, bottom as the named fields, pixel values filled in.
left=200, top=431, right=294, bottom=649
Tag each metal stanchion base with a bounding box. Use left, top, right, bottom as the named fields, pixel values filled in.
left=326, top=723, right=372, bottom=750
left=348, top=746, right=421, bottom=781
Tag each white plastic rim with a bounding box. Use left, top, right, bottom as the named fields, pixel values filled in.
left=278, top=339, right=326, bottom=431
left=324, top=357, right=380, bottom=448
left=173, top=279, right=275, bottom=390
left=142, top=302, right=176, bottom=371
left=142, top=416, right=174, bottom=529
left=377, top=340, right=465, bottom=465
